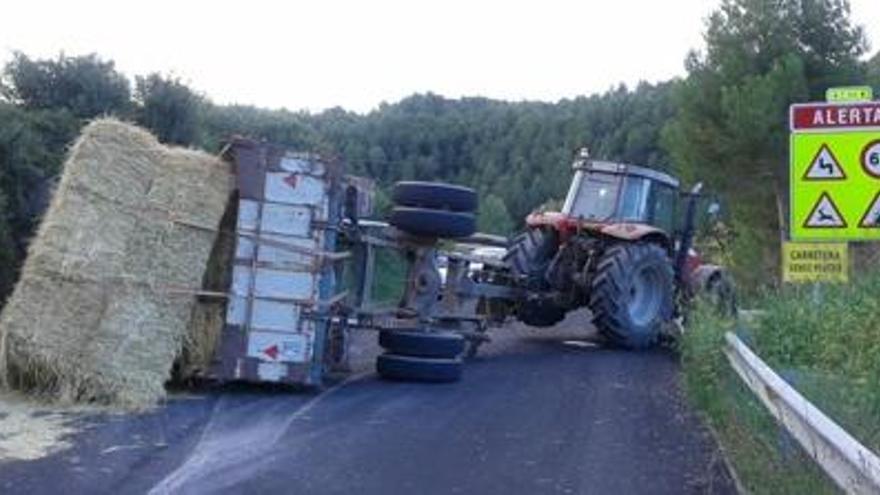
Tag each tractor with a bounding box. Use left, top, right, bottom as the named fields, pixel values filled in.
left=502, top=148, right=734, bottom=348
left=344, top=147, right=735, bottom=382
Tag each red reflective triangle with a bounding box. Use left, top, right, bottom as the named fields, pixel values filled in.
left=263, top=344, right=280, bottom=360
left=283, top=174, right=298, bottom=188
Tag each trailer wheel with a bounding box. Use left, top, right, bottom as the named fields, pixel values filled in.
left=392, top=181, right=478, bottom=212
left=589, top=243, right=673, bottom=349
left=389, top=207, right=476, bottom=238
left=376, top=354, right=463, bottom=382
left=505, top=228, right=567, bottom=327
left=379, top=330, right=465, bottom=358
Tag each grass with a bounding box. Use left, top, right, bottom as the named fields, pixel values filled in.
left=680, top=303, right=838, bottom=494
left=371, top=248, right=407, bottom=304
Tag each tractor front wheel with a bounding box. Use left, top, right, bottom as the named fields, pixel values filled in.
left=505, top=228, right=567, bottom=327
left=589, top=243, right=674, bottom=349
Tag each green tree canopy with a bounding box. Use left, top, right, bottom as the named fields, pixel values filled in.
left=663, top=0, right=868, bottom=287
left=135, top=73, right=202, bottom=145
left=477, top=194, right=514, bottom=236
left=0, top=52, right=131, bottom=119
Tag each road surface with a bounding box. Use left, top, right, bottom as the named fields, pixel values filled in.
left=0, top=313, right=734, bottom=494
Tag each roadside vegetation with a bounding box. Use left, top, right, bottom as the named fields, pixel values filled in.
left=681, top=268, right=880, bottom=493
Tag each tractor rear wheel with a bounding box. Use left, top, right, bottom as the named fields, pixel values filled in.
left=589, top=243, right=673, bottom=349
left=505, top=228, right=567, bottom=327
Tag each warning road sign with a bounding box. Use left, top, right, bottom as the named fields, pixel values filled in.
left=803, top=144, right=845, bottom=180
left=859, top=191, right=880, bottom=228
left=803, top=192, right=846, bottom=228
left=790, top=95, right=880, bottom=241
left=782, top=242, right=848, bottom=283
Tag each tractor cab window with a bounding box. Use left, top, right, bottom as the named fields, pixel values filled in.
left=649, top=184, right=677, bottom=232
left=563, top=171, right=621, bottom=221
left=618, top=176, right=651, bottom=222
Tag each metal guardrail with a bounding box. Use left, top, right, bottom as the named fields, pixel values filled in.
left=724, top=332, right=880, bottom=494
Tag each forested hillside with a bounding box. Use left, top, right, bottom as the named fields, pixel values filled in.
left=0, top=0, right=877, bottom=300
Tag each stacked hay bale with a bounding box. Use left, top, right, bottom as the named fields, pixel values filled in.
left=0, top=119, right=233, bottom=408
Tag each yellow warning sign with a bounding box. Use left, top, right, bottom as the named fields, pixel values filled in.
left=858, top=190, right=880, bottom=228
left=790, top=99, right=880, bottom=240
left=803, top=144, right=845, bottom=180
left=782, top=242, right=848, bottom=283
left=803, top=192, right=846, bottom=228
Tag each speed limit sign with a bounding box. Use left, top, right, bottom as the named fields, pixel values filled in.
left=863, top=140, right=880, bottom=178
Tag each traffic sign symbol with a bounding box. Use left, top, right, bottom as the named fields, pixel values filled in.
left=263, top=344, right=280, bottom=360
left=803, top=144, right=846, bottom=180
left=858, top=191, right=880, bottom=228
left=283, top=173, right=299, bottom=189
left=803, top=192, right=847, bottom=229
left=862, top=140, right=880, bottom=178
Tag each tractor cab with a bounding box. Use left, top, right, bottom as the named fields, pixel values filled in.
left=527, top=149, right=682, bottom=248
left=561, top=150, right=680, bottom=233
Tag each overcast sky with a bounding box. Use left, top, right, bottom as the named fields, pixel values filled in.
left=2, top=0, right=878, bottom=113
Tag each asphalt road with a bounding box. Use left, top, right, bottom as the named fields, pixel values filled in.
left=0, top=313, right=734, bottom=495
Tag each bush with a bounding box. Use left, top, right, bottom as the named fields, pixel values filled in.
left=680, top=302, right=837, bottom=494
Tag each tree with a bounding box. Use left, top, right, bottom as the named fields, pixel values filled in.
left=0, top=52, right=131, bottom=119
left=663, top=0, right=867, bottom=288
left=135, top=73, right=202, bottom=145
left=477, top=194, right=514, bottom=236
left=869, top=52, right=880, bottom=90
left=0, top=103, right=79, bottom=301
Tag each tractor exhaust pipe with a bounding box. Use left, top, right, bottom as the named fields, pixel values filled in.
left=674, top=182, right=703, bottom=286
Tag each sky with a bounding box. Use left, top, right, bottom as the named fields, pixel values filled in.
left=1, top=0, right=878, bottom=113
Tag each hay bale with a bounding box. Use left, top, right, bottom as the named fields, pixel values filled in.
left=0, top=119, right=233, bottom=408
left=178, top=198, right=238, bottom=379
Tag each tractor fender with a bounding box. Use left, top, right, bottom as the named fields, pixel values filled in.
left=525, top=212, right=672, bottom=250
left=594, top=223, right=672, bottom=251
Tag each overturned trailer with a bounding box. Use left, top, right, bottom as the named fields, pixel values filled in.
left=205, top=140, right=732, bottom=387
left=205, top=138, right=520, bottom=386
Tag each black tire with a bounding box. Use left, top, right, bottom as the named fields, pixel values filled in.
left=392, top=181, right=478, bottom=212
left=505, top=228, right=567, bottom=327
left=706, top=271, right=737, bottom=317
left=376, top=354, right=463, bottom=382
left=589, top=243, right=674, bottom=349
left=379, top=330, right=465, bottom=358
left=389, top=207, right=476, bottom=238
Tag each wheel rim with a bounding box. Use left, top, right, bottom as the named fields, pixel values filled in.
left=628, top=265, right=663, bottom=327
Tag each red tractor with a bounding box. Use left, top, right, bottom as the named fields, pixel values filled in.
left=504, top=149, right=734, bottom=348
left=340, top=148, right=735, bottom=382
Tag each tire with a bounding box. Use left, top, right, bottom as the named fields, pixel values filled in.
left=379, top=330, right=465, bottom=358
left=589, top=243, right=674, bottom=349
left=376, top=354, right=463, bottom=382
left=505, top=228, right=567, bottom=327
left=389, top=207, right=476, bottom=238
left=705, top=271, right=737, bottom=317
left=392, top=181, right=478, bottom=212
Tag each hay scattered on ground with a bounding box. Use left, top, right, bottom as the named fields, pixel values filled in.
left=0, top=119, right=232, bottom=409
left=0, top=391, right=85, bottom=462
